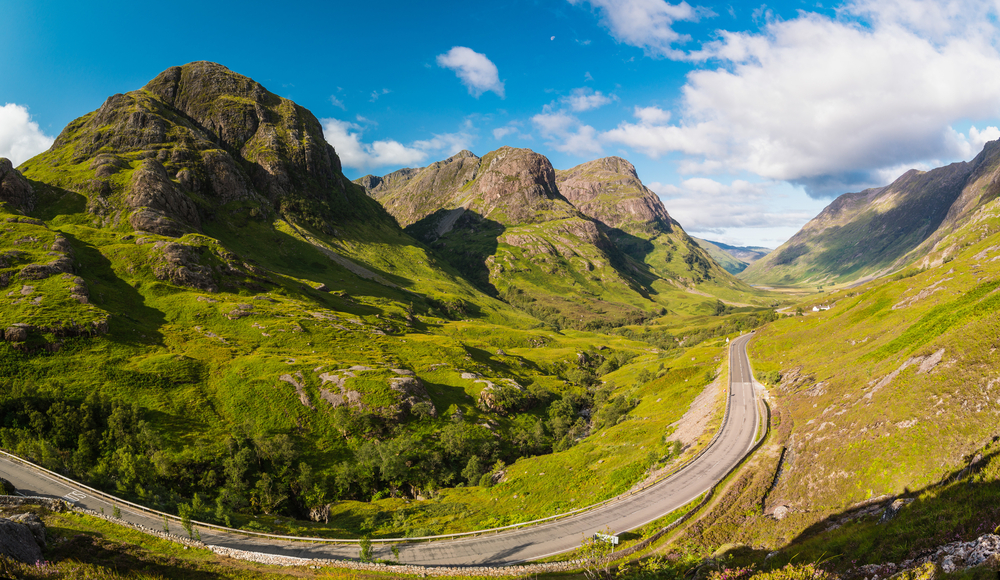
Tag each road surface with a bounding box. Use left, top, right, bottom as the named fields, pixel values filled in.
left=0, top=333, right=761, bottom=566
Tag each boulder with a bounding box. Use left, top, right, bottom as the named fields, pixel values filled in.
left=0, top=515, right=44, bottom=564
left=0, top=158, right=36, bottom=214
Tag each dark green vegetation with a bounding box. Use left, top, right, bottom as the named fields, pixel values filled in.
left=742, top=141, right=1000, bottom=287
left=0, top=61, right=783, bottom=539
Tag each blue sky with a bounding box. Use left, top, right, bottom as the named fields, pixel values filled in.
left=3, top=0, right=1000, bottom=248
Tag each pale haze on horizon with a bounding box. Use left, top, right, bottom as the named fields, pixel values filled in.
left=2, top=0, right=1000, bottom=248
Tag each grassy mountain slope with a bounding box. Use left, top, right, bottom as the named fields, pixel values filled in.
left=738, top=188, right=1000, bottom=549
left=0, top=62, right=788, bottom=541
left=742, top=141, right=1000, bottom=286
left=358, top=151, right=769, bottom=330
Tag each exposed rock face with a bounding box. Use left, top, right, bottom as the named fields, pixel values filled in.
left=143, top=62, right=347, bottom=206
left=357, top=150, right=479, bottom=227
left=555, top=156, right=674, bottom=234
left=0, top=514, right=45, bottom=564
left=126, top=158, right=201, bottom=236
left=467, top=147, right=569, bottom=224
left=389, top=376, right=437, bottom=417
left=0, top=158, right=35, bottom=214
left=152, top=242, right=218, bottom=292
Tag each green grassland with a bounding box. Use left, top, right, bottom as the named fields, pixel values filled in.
left=0, top=191, right=776, bottom=538
left=732, top=193, right=1000, bottom=548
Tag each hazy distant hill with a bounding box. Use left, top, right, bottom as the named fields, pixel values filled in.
left=692, top=238, right=771, bottom=275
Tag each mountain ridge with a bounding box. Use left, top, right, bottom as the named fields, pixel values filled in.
left=741, top=141, right=1000, bottom=286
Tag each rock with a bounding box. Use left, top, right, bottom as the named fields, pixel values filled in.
left=308, top=503, right=330, bottom=524
left=773, top=505, right=790, bottom=520
left=555, top=156, right=674, bottom=234
left=153, top=243, right=218, bottom=292
left=315, top=283, right=329, bottom=292
left=389, top=376, right=436, bottom=417
left=0, top=515, right=45, bottom=564
left=126, top=158, right=201, bottom=236
left=8, top=513, right=45, bottom=548
left=888, top=561, right=940, bottom=580
left=4, top=324, right=31, bottom=341
left=18, top=256, right=74, bottom=280
left=0, top=158, right=36, bottom=214
left=880, top=498, right=914, bottom=523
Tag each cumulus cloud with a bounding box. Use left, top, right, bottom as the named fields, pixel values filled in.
left=601, top=2, right=1000, bottom=197
left=568, top=0, right=712, bottom=58
left=0, top=104, right=54, bottom=166
left=651, top=178, right=814, bottom=234
left=322, top=118, right=474, bottom=171
left=532, top=112, right=603, bottom=156
left=436, top=47, right=505, bottom=98
left=562, top=87, right=616, bottom=112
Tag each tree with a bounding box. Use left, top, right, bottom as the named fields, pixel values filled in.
left=461, top=455, right=484, bottom=484
left=359, top=534, right=374, bottom=562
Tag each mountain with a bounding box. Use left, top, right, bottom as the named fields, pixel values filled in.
left=742, top=140, right=1000, bottom=286
left=358, top=151, right=760, bottom=328
left=693, top=238, right=771, bottom=275
left=1, top=62, right=778, bottom=541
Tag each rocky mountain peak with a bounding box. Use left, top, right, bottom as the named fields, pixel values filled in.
left=22, top=62, right=389, bottom=238
left=555, top=156, right=672, bottom=234
left=468, top=147, right=568, bottom=224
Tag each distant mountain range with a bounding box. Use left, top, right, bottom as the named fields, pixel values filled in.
left=692, top=238, right=771, bottom=275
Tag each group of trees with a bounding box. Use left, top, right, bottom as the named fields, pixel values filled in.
left=0, top=342, right=655, bottom=530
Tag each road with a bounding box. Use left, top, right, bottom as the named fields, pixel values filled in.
left=0, top=333, right=760, bottom=566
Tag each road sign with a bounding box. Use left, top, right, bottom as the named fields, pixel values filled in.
left=594, top=532, right=619, bottom=545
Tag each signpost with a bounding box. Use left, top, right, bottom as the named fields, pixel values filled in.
left=594, top=532, right=619, bottom=548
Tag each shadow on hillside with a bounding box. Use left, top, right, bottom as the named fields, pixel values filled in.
left=62, top=231, right=167, bottom=346
left=406, top=208, right=505, bottom=297
left=756, top=444, right=1000, bottom=573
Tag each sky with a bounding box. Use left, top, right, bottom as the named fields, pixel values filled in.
left=3, top=0, right=1000, bottom=248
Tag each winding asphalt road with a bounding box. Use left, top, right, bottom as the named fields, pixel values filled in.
left=0, top=333, right=761, bottom=566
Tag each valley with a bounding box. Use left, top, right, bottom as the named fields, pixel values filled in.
left=2, top=60, right=1000, bottom=580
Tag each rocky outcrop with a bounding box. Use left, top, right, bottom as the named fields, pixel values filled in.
left=555, top=156, right=673, bottom=234
left=389, top=376, right=436, bottom=417
left=0, top=158, right=35, bottom=214
left=152, top=242, right=218, bottom=292
left=0, top=513, right=45, bottom=564
left=25, top=61, right=394, bottom=233
left=467, top=147, right=570, bottom=225
left=126, top=158, right=201, bottom=237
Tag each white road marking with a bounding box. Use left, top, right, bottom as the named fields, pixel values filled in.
left=62, top=490, right=86, bottom=504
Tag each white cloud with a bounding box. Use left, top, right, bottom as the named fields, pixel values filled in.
left=568, top=0, right=712, bottom=58
left=494, top=126, right=518, bottom=140
left=562, top=87, right=616, bottom=112
left=436, top=47, right=505, bottom=98
left=651, top=178, right=813, bottom=233
left=532, top=112, right=603, bottom=156
left=633, top=106, right=671, bottom=125
left=0, top=103, right=54, bottom=166
left=329, top=95, right=345, bottom=110
left=602, top=2, right=1000, bottom=197
left=322, top=118, right=474, bottom=172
